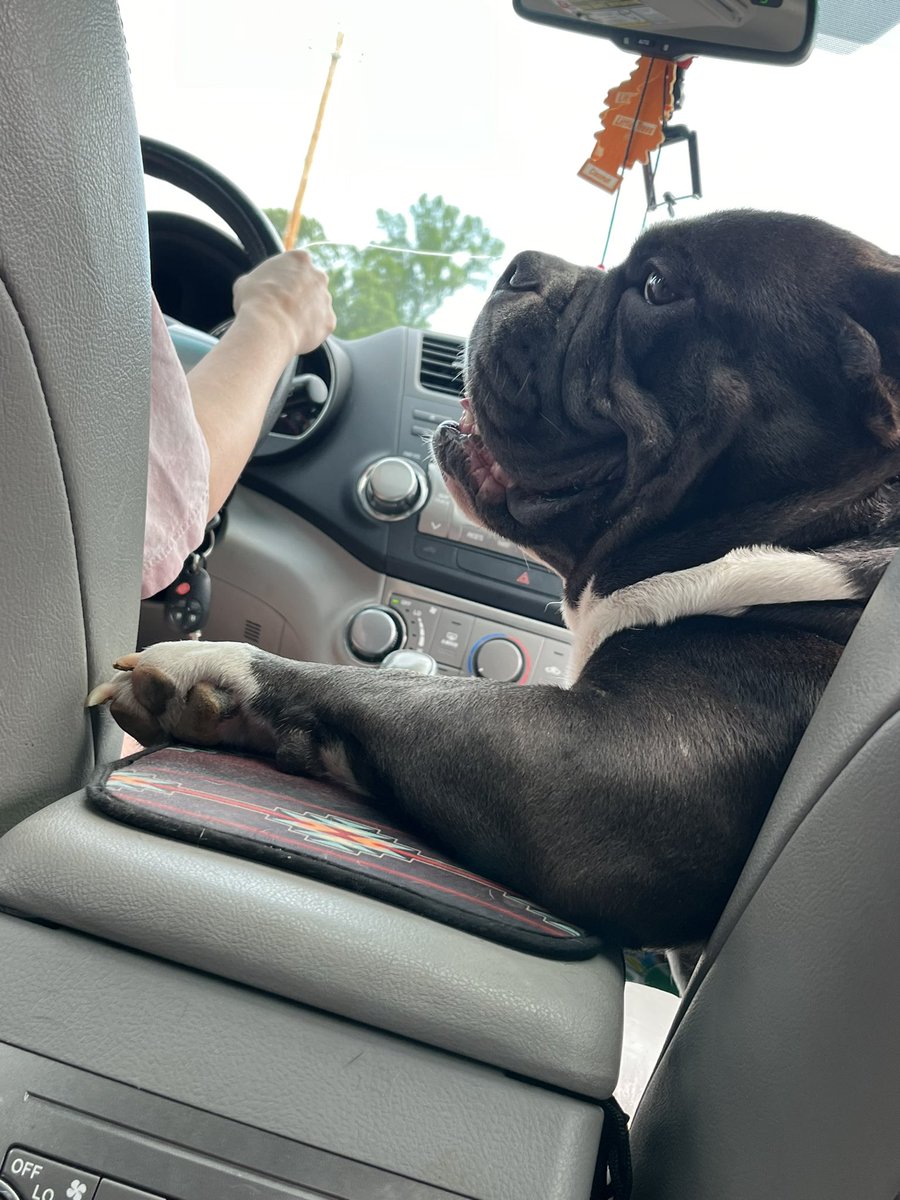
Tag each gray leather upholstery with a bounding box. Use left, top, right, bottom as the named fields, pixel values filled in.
left=0, top=0, right=149, bottom=832
left=0, top=791, right=624, bottom=1099
left=630, top=552, right=900, bottom=1198
left=0, top=916, right=604, bottom=1200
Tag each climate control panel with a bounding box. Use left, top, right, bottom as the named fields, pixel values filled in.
left=346, top=587, right=571, bottom=685
left=3, top=1147, right=162, bottom=1199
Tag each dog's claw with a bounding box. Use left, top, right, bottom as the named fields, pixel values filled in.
left=85, top=682, right=118, bottom=708
left=86, top=653, right=142, bottom=706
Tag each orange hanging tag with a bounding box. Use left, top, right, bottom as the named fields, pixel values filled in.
left=579, top=57, right=679, bottom=194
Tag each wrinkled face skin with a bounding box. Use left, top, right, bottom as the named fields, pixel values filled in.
left=431, top=210, right=900, bottom=592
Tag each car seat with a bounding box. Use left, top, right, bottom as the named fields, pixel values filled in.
left=0, top=0, right=150, bottom=833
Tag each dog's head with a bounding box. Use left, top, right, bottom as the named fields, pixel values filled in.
left=431, top=211, right=900, bottom=591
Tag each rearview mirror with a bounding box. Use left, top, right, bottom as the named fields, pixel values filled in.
left=513, top=0, right=816, bottom=65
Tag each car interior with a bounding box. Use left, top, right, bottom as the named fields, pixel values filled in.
left=1, top=0, right=900, bottom=1198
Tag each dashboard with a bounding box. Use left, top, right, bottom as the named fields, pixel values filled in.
left=142, top=233, right=573, bottom=685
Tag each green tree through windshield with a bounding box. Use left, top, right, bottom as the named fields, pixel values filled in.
left=265, top=195, right=504, bottom=340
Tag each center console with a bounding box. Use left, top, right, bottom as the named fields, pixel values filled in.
left=0, top=785, right=624, bottom=1200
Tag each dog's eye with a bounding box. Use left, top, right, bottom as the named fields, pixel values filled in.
left=643, top=270, right=679, bottom=306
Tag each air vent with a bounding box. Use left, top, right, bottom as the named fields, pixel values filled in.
left=244, top=619, right=262, bottom=645
left=419, top=334, right=465, bottom=397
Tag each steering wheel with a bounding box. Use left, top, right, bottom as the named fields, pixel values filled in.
left=141, top=136, right=296, bottom=448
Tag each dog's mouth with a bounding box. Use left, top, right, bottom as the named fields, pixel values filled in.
left=456, top=399, right=516, bottom=504
left=432, top=398, right=619, bottom=546
left=443, top=400, right=574, bottom=506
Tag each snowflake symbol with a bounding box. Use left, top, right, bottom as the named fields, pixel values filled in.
left=67, top=1183, right=87, bottom=1200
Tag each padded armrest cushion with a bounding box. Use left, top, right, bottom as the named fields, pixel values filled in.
left=91, top=745, right=605, bottom=960
left=0, top=792, right=624, bottom=1099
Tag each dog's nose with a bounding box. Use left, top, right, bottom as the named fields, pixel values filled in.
left=496, top=251, right=544, bottom=294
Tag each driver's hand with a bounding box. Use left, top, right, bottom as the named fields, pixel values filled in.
left=232, top=250, right=336, bottom=357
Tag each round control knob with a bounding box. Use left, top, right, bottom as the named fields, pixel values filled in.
left=0, top=1182, right=22, bottom=1200
left=382, top=648, right=439, bottom=675
left=347, top=606, right=405, bottom=663
left=471, top=636, right=526, bottom=683
left=358, top=457, right=428, bottom=521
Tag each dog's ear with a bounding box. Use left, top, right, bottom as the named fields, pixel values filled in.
left=836, top=262, right=900, bottom=447
left=835, top=314, right=900, bottom=447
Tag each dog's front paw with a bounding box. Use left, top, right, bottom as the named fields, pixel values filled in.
left=86, top=641, right=275, bottom=752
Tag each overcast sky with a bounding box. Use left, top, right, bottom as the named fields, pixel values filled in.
left=119, top=0, right=900, bottom=334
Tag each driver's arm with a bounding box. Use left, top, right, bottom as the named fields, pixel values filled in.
left=142, top=251, right=335, bottom=600
left=189, top=250, right=335, bottom=517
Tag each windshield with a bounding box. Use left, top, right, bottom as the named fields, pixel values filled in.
left=121, top=0, right=900, bottom=340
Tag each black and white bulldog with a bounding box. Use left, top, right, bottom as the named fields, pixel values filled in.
left=89, top=210, right=900, bottom=952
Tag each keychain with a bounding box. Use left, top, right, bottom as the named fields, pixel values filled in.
left=162, top=551, right=212, bottom=638
left=160, top=519, right=218, bottom=639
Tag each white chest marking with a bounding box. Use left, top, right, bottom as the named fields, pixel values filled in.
left=561, top=544, right=858, bottom=683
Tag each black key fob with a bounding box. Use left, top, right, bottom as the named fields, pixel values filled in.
left=163, top=561, right=212, bottom=636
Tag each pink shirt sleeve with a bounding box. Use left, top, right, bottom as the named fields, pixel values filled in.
left=142, top=296, right=211, bottom=599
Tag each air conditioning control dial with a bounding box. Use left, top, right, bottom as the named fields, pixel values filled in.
left=347, top=606, right=405, bottom=663
left=470, top=635, right=527, bottom=684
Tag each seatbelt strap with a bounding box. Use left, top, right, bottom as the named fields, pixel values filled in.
left=593, top=1096, right=633, bottom=1200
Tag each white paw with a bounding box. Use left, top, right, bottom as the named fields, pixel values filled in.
left=86, top=641, right=273, bottom=752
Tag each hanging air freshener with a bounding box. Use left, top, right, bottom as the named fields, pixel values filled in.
left=579, top=55, right=680, bottom=193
